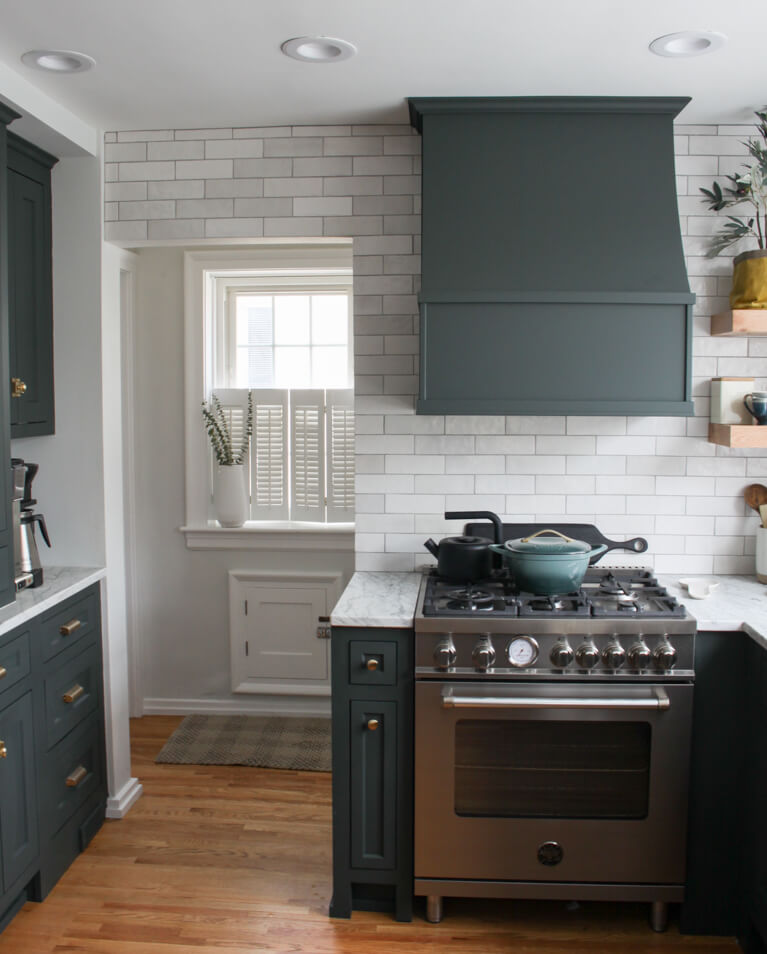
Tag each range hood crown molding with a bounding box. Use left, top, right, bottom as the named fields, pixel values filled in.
left=408, top=95, right=695, bottom=417
left=408, top=95, right=692, bottom=131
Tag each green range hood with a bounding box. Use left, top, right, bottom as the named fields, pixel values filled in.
left=408, top=97, right=695, bottom=416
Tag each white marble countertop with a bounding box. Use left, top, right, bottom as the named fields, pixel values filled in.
left=0, top=566, right=105, bottom=638
left=331, top=569, right=767, bottom=650
left=658, top=574, right=767, bottom=649
left=330, top=571, right=422, bottom=628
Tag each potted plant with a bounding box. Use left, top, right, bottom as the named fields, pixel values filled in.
left=701, top=109, right=767, bottom=308
left=201, top=391, right=253, bottom=527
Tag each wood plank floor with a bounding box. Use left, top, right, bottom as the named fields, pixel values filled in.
left=0, top=715, right=740, bottom=953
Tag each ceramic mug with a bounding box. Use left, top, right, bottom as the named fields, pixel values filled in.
left=744, top=391, right=767, bottom=425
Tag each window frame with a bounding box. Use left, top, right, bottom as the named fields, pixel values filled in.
left=182, top=244, right=355, bottom=550
left=217, top=276, right=353, bottom=391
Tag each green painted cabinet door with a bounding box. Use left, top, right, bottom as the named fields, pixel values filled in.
left=349, top=699, right=397, bottom=870
left=0, top=691, right=39, bottom=892
left=7, top=135, right=56, bottom=438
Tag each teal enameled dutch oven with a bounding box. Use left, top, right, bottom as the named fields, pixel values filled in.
left=490, top=529, right=607, bottom=596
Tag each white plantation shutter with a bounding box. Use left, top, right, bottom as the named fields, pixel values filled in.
left=290, top=390, right=325, bottom=522
left=326, top=389, right=355, bottom=522
left=251, top=389, right=289, bottom=520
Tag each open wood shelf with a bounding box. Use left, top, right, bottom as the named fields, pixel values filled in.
left=711, top=310, right=767, bottom=336
left=708, top=422, right=767, bottom=447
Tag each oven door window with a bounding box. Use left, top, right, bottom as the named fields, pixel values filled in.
left=454, top=719, right=651, bottom=819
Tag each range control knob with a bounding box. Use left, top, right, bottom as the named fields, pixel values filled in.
left=602, top=639, right=626, bottom=670
left=434, top=636, right=457, bottom=670
left=550, top=640, right=574, bottom=669
left=575, top=640, right=599, bottom=670
left=472, top=635, right=496, bottom=671
left=627, top=639, right=651, bottom=670
left=654, top=638, right=677, bottom=671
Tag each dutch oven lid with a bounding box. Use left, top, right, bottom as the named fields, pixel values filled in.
left=505, top=528, right=592, bottom=555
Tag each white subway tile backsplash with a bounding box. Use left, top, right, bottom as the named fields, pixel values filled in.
left=536, top=436, right=595, bottom=455
left=446, top=415, right=505, bottom=435
left=448, top=455, right=504, bottom=474
left=568, top=456, right=626, bottom=475
left=566, top=416, right=627, bottom=435
left=108, top=121, right=763, bottom=573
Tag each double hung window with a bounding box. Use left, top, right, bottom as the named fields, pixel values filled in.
left=185, top=246, right=355, bottom=529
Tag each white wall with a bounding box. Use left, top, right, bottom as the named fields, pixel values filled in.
left=130, top=246, right=353, bottom=714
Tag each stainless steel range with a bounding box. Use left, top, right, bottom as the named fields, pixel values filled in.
left=414, top=560, right=696, bottom=933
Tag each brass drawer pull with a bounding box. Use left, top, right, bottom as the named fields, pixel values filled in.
left=11, top=377, right=27, bottom=398
left=366, top=658, right=379, bottom=671
left=366, top=718, right=379, bottom=731
left=65, top=765, right=88, bottom=788
left=0, top=666, right=6, bottom=680
left=63, top=684, right=85, bottom=704
left=60, top=619, right=82, bottom=636
left=0, top=741, right=6, bottom=759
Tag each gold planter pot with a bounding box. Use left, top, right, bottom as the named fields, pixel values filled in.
left=731, top=249, right=767, bottom=309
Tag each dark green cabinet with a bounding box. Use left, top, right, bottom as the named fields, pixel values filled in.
left=0, top=584, right=107, bottom=931
left=0, top=691, right=38, bottom=893
left=681, top=630, right=767, bottom=952
left=7, top=133, right=56, bottom=438
left=330, top=627, right=413, bottom=922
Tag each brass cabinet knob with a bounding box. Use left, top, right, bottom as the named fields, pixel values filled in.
left=366, top=718, right=379, bottom=731
left=60, top=619, right=82, bottom=636
left=0, top=742, right=6, bottom=759
left=63, top=684, right=85, bottom=704
left=66, top=765, right=88, bottom=788
left=365, top=657, right=379, bottom=671
left=11, top=378, right=27, bottom=398
left=0, top=666, right=6, bottom=680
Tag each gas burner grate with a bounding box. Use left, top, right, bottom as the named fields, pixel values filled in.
left=517, top=591, right=591, bottom=618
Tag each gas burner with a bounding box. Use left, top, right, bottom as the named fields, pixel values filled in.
left=518, top=591, right=591, bottom=618
left=444, top=587, right=494, bottom=613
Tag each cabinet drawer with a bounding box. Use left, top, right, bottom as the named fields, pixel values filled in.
left=42, top=715, right=103, bottom=835
left=0, top=629, right=31, bottom=698
left=44, top=644, right=100, bottom=749
left=349, top=641, right=397, bottom=687
left=40, top=589, right=99, bottom=663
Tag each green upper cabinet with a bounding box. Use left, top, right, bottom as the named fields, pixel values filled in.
left=408, top=97, right=696, bottom=416
left=7, top=133, right=57, bottom=438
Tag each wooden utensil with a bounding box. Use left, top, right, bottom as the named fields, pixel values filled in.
left=760, top=503, right=767, bottom=528
left=744, top=483, right=767, bottom=513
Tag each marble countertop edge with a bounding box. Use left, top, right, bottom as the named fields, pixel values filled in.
left=0, top=566, right=105, bottom=637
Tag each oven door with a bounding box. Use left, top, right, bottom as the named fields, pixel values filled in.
left=414, top=680, right=693, bottom=884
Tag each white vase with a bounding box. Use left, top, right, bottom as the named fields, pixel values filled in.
left=214, top=464, right=248, bottom=528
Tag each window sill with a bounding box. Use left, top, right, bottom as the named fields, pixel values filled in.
left=180, top=521, right=355, bottom=551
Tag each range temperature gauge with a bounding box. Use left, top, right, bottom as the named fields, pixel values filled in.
left=507, top=635, right=539, bottom=668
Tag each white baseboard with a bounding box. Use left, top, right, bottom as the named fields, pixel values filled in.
left=106, top=777, right=144, bottom=819
left=142, top=696, right=332, bottom=718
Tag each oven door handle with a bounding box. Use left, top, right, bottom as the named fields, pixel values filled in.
left=441, top=688, right=671, bottom=710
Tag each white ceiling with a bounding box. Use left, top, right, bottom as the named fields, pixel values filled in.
left=0, top=0, right=765, bottom=133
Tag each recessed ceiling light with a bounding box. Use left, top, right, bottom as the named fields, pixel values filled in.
left=649, top=31, right=726, bottom=58
left=280, top=36, right=356, bottom=63
left=21, top=49, right=96, bottom=73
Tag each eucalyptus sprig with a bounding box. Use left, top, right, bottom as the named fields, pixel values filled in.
left=201, top=391, right=253, bottom=465
left=700, top=109, right=767, bottom=257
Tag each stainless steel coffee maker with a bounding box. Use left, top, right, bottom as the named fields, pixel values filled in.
left=11, top=458, right=51, bottom=590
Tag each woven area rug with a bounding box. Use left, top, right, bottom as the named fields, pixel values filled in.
left=155, top=714, right=331, bottom=772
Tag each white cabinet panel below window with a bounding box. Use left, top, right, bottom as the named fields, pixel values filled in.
left=229, top=572, right=341, bottom=696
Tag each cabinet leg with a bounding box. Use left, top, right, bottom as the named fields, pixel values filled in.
left=394, top=886, right=413, bottom=922
left=328, top=886, right=352, bottom=919
left=650, top=901, right=669, bottom=933
left=426, top=895, right=443, bottom=923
